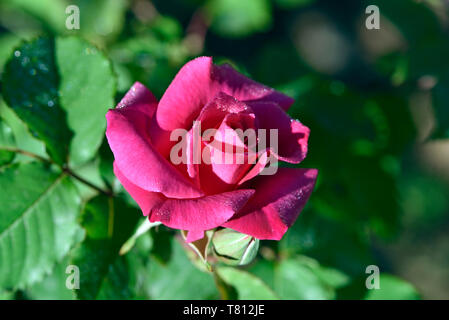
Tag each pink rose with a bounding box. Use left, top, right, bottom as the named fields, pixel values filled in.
left=106, top=57, right=317, bottom=242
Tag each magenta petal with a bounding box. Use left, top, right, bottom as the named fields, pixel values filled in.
left=154, top=57, right=214, bottom=132
left=212, top=64, right=295, bottom=111
left=238, top=151, right=269, bottom=185
left=116, top=82, right=158, bottom=116
left=185, top=92, right=255, bottom=184
left=149, top=57, right=214, bottom=155
left=250, top=101, right=310, bottom=164
left=153, top=57, right=293, bottom=133
left=223, top=168, right=318, bottom=240
left=150, top=58, right=294, bottom=155
left=149, top=189, right=255, bottom=232
left=106, top=103, right=203, bottom=199
left=185, top=230, right=205, bottom=243
left=206, top=114, right=256, bottom=185
left=113, top=162, right=163, bottom=216
left=115, top=161, right=255, bottom=239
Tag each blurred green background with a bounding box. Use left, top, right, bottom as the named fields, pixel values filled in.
left=0, top=0, right=448, bottom=300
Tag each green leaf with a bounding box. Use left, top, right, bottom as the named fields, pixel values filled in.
left=4, top=0, right=67, bottom=34
left=309, top=263, right=350, bottom=289
left=207, top=0, right=272, bottom=38
left=0, top=34, right=22, bottom=74
left=0, top=290, right=14, bottom=300
left=217, top=267, right=278, bottom=300
left=55, top=37, right=116, bottom=166
left=365, top=274, right=420, bottom=300
left=146, top=238, right=218, bottom=299
left=119, top=218, right=161, bottom=256
left=280, top=212, right=373, bottom=277
left=0, top=99, right=47, bottom=160
left=149, top=226, right=174, bottom=264
left=96, top=255, right=133, bottom=300
left=273, top=257, right=348, bottom=300
left=0, top=119, right=15, bottom=166
left=109, top=34, right=187, bottom=98
left=74, top=0, right=128, bottom=43
left=2, top=37, right=72, bottom=165
left=248, top=259, right=276, bottom=289
left=69, top=158, right=108, bottom=201
left=27, top=256, right=76, bottom=300
left=0, top=162, right=82, bottom=290
left=70, top=195, right=140, bottom=299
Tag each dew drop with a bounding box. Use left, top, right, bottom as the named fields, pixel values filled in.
left=38, top=63, right=49, bottom=73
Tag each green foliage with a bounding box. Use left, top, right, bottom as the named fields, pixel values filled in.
left=0, top=0, right=446, bottom=300
left=72, top=0, right=128, bottom=44
left=0, top=162, right=83, bottom=290
left=27, top=256, right=76, bottom=300
left=0, top=35, right=22, bottom=74
left=365, top=274, right=420, bottom=300
left=217, top=267, right=278, bottom=300
left=206, top=0, right=272, bottom=38
left=273, top=257, right=349, bottom=300
left=2, top=38, right=72, bottom=165
left=146, top=237, right=218, bottom=299
left=70, top=195, right=140, bottom=299
left=0, top=119, right=15, bottom=165
left=56, top=37, right=116, bottom=166
left=0, top=100, right=47, bottom=160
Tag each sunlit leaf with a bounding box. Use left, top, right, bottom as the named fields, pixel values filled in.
left=70, top=195, right=140, bottom=300
left=56, top=37, right=116, bottom=166
left=217, top=267, right=278, bottom=300
left=2, top=37, right=72, bottom=165
left=146, top=238, right=218, bottom=299
left=206, top=0, right=272, bottom=38
left=365, top=274, right=420, bottom=300
left=0, top=162, right=82, bottom=289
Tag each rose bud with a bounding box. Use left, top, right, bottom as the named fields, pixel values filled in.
left=212, top=228, right=260, bottom=266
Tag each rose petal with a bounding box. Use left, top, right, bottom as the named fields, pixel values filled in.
left=185, top=230, right=205, bottom=243
left=205, top=113, right=257, bottom=185
left=237, top=151, right=269, bottom=185
left=149, top=189, right=255, bottom=232
left=114, top=161, right=255, bottom=240
left=212, top=63, right=295, bottom=111
left=149, top=57, right=214, bottom=156
left=185, top=92, right=256, bottom=187
left=116, top=82, right=158, bottom=117
left=150, top=57, right=294, bottom=155
left=249, top=101, right=310, bottom=164
left=223, top=168, right=318, bottom=240
left=114, top=162, right=163, bottom=216
left=106, top=94, right=204, bottom=199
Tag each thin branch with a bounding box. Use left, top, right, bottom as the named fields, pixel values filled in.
left=1, top=146, right=114, bottom=197
left=63, top=167, right=113, bottom=197
left=0, top=146, right=51, bottom=163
